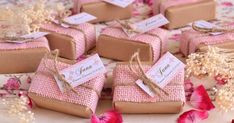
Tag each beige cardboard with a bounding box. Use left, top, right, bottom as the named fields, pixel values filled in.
left=45, top=32, right=77, bottom=60
left=81, top=2, right=132, bottom=23
left=164, top=0, right=216, bottom=29
left=29, top=93, right=92, bottom=118
left=198, top=41, right=234, bottom=52
left=97, top=35, right=153, bottom=62
left=114, top=101, right=184, bottom=114
left=0, top=48, right=48, bottom=74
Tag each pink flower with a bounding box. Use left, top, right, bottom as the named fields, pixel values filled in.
left=190, top=85, right=215, bottom=111
left=214, top=74, right=228, bottom=85
left=91, top=110, right=123, bottom=123
left=3, top=77, right=21, bottom=90
left=177, top=110, right=209, bottom=123
left=221, top=2, right=233, bottom=7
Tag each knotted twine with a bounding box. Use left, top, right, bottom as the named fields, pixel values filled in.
left=185, top=22, right=234, bottom=55
left=106, top=20, right=164, bottom=58
left=43, top=50, right=101, bottom=97
left=114, top=50, right=169, bottom=98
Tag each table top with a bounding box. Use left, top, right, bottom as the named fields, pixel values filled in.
left=0, top=100, right=232, bottom=123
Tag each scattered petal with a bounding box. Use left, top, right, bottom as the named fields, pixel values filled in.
left=190, top=85, right=215, bottom=111
left=177, top=110, right=209, bottom=123
left=91, top=109, right=122, bottom=123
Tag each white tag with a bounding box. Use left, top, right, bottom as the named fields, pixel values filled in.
left=4, top=32, right=49, bottom=44
left=194, top=20, right=224, bottom=36
left=136, top=52, right=185, bottom=97
left=120, top=14, right=169, bottom=37
left=103, top=0, right=134, bottom=8
left=55, top=54, right=106, bottom=92
left=63, top=12, right=96, bottom=25
left=21, top=32, right=49, bottom=39
left=134, top=14, right=169, bottom=33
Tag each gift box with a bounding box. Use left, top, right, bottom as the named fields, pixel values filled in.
left=180, top=29, right=234, bottom=56
left=97, top=26, right=168, bottom=62
left=73, top=0, right=132, bottom=23
left=113, top=53, right=185, bottom=113
left=0, top=37, right=49, bottom=74
left=153, top=0, right=216, bottom=29
left=41, top=23, right=96, bottom=60
left=28, top=55, right=105, bottom=118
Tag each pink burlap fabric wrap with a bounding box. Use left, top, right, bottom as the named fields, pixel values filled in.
left=180, top=30, right=234, bottom=56
left=113, top=64, right=185, bottom=104
left=153, top=0, right=201, bottom=15
left=101, top=27, right=168, bottom=62
left=72, top=0, right=100, bottom=13
left=0, top=37, right=49, bottom=50
left=29, top=58, right=105, bottom=113
left=41, top=23, right=96, bottom=59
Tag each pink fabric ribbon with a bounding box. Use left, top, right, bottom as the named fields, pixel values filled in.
left=153, top=0, right=201, bottom=15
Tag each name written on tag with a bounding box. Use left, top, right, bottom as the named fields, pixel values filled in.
left=55, top=54, right=106, bottom=92
left=136, top=52, right=185, bottom=97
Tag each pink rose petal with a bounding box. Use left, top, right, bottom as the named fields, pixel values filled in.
left=177, top=110, right=209, bottom=123
left=91, top=109, right=123, bottom=123
left=190, top=85, right=215, bottom=111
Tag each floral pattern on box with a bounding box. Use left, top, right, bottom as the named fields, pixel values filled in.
left=0, top=73, right=34, bottom=97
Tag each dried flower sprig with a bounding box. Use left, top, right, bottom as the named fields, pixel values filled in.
left=216, top=81, right=234, bottom=112
left=186, top=46, right=234, bottom=112
left=0, top=0, right=54, bottom=38
left=186, top=46, right=234, bottom=80
left=1, top=95, right=35, bottom=123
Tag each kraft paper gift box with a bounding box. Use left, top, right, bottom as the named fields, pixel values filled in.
left=28, top=55, right=105, bottom=118
left=72, top=0, right=132, bottom=23
left=113, top=53, right=185, bottom=113
left=41, top=23, right=96, bottom=60
left=153, top=0, right=216, bottom=29
left=0, top=37, right=49, bottom=74
left=97, top=26, right=168, bottom=62
left=180, top=29, right=234, bottom=56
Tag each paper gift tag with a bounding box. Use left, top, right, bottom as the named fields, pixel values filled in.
left=63, top=12, right=96, bottom=25
left=193, top=20, right=224, bottom=36
left=121, top=14, right=169, bottom=37
left=4, top=32, right=49, bottom=44
left=103, top=0, right=134, bottom=8
left=21, top=32, right=49, bottom=39
left=135, top=52, right=185, bottom=97
left=55, top=54, right=106, bottom=92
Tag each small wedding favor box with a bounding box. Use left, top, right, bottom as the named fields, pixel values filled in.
left=29, top=53, right=106, bottom=118
left=113, top=52, right=185, bottom=113
left=180, top=21, right=234, bottom=56
left=41, top=13, right=96, bottom=60
left=73, top=0, right=133, bottom=23
left=153, top=0, right=216, bottom=29
left=97, top=14, right=169, bottom=62
left=0, top=33, right=49, bottom=74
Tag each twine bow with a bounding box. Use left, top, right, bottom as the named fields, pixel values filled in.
left=43, top=50, right=101, bottom=97
left=111, top=20, right=164, bottom=57
left=128, top=50, right=169, bottom=97
left=115, top=20, right=140, bottom=34
left=44, top=49, right=80, bottom=95
left=192, top=23, right=234, bottom=33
